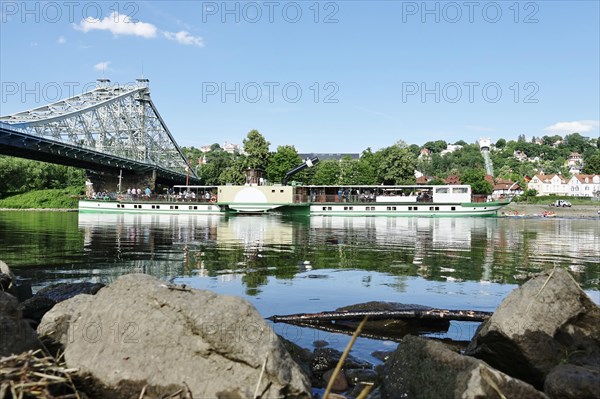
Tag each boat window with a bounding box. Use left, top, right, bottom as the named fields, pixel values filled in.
left=452, top=187, right=468, bottom=194
left=451, top=206, right=456, bottom=211
left=435, top=187, right=449, bottom=194
left=430, top=206, right=434, bottom=211
left=435, top=207, right=439, bottom=210
left=413, top=207, right=418, bottom=211
left=323, top=206, right=327, bottom=211
left=327, top=206, right=332, bottom=211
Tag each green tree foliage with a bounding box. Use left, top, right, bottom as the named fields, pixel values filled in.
left=219, top=157, right=246, bottom=185
left=423, top=140, right=448, bottom=153
left=337, top=157, right=378, bottom=185
left=495, top=138, right=506, bottom=149
left=460, top=169, right=493, bottom=195
left=583, top=152, right=600, bottom=174
left=243, top=130, right=270, bottom=170
left=193, top=147, right=240, bottom=185
left=266, top=145, right=301, bottom=184
left=312, top=160, right=341, bottom=185
left=375, top=145, right=416, bottom=185
left=0, top=156, right=85, bottom=198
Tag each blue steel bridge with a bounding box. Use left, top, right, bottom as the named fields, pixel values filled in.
left=0, top=79, right=201, bottom=190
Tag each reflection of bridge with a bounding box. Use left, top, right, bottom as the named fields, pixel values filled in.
left=0, top=79, right=200, bottom=190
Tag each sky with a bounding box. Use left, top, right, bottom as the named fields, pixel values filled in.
left=1, top=0, right=599, bottom=153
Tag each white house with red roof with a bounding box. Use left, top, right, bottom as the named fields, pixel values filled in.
left=567, top=174, right=600, bottom=197
left=527, top=173, right=569, bottom=195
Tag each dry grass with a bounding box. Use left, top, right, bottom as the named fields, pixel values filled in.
left=0, top=350, right=80, bottom=399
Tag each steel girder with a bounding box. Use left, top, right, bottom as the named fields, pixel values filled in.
left=0, top=81, right=196, bottom=178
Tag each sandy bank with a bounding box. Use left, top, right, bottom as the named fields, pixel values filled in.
left=502, top=203, right=600, bottom=218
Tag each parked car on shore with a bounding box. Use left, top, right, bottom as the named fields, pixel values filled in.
left=550, top=200, right=572, bottom=207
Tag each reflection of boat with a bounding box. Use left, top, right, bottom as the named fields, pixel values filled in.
left=80, top=184, right=509, bottom=217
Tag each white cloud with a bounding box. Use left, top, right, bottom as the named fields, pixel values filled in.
left=94, top=61, right=111, bottom=72
left=74, top=12, right=204, bottom=48
left=57, top=36, right=66, bottom=44
left=75, top=12, right=157, bottom=38
left=163, top=30, right=204, bottom=47
left=544, top=120, right=600, bottom=134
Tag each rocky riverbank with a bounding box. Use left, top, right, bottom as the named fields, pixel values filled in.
left=2, top=259, right=599, bottom=398
left=502, top=203, right=600, bottom=218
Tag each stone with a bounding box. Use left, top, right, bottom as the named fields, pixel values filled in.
left=20, top=296, right=57, bottom=325
left=35, top=282, right=105, bottom=302
left=465, top=268, right=600, bottom=389
left=311, top=347, right=373, bottom=373
left=381, top=335, right=547, bottom=399
left=0, top=260, right=16, bottom=297
left=323, top=369, right=349, bottom=393
left=20, top=282, right=105, bottom=326
left=38, top=274, right=311, bottom=399
left=0, top=291, right=43, bottom=356
left=544, top=364, right=600, bottom=399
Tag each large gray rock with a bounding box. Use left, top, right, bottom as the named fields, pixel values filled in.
left=381, top=335, right=546, bottom=399
left=465, top=268, right=600, bottom=390
left=544, top=364, right=600, bottom=399
left=21, top=282, right=105, bottom=325
left=38, top=274, right=311, bottom=398
left=0, top=291, right=43, bottom=356
left=0, top=260, right=16, bottom=297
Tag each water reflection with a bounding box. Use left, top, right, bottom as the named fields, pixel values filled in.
left=1, top=212, right=598, bottom=354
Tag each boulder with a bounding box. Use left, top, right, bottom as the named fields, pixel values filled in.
left=0, top=291, right=43, bottom=356
left=34, top=282, right=105, bottom=302
left=381, top=335, right=546, bottom=399
left=465, top=268, right=600, bottom=390
left=0, top=260, right=16, bottom=297
left=311, top=347, right=373, bottom=373
left=544, top=364, right=600, bottom=399
left=20, top=282, right=105, bottom=326
left=38, top=274, right=311, bottom=398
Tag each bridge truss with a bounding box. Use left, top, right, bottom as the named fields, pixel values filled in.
left=0, top=79, right=197, bottom=180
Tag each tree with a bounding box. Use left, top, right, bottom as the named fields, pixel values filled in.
left=424, top=140, right=448, bottom=153
left=219, top=158, right=246, bottom=185
left=460, top=169, right=493, bottom=195
left=266, top=145, right=301, bottom=184
left=495, top=138, right=506, bottom=149
left=197, top=147, right=239, bottom=185
left=375, top=145, right=416, bottom=185
left=243, top=130, right=270, bottom=170
left=312, top=160, right=341, bottom=185
left=583, top=152, right=600, bottom=174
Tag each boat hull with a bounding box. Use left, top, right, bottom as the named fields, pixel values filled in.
left=79, top=200, right=223, bottom=214
left=79, top=199, right=507, bottom=217
left=309, top=201, right=506, bottom=217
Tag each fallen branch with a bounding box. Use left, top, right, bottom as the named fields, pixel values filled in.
left=268, top=305, right=492, bottom=324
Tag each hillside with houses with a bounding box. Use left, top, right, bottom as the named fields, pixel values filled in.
left=178, top=131, right=600, bottom=201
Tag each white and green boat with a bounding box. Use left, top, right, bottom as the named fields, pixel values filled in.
left=79, top=183, right=509, bottom=217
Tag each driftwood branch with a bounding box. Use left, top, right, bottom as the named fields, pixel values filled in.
left=268, top=308, right=492, bottom=324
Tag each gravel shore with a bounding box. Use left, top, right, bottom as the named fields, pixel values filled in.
left=502, top=203, right=600, bottom=218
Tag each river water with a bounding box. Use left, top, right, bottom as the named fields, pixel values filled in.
left=1, top=211, right=598, bottom=363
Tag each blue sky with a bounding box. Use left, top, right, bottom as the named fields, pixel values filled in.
left=1, top=1, right=599, bottom=152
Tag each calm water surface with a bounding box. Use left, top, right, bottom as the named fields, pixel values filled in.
left=1, top=211, right=598, bottom=362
